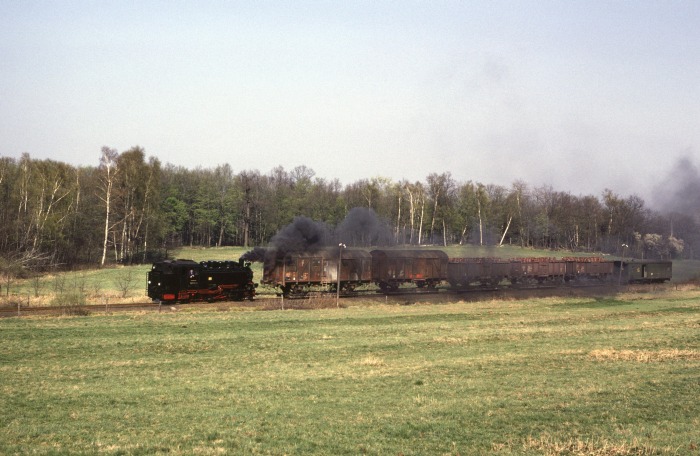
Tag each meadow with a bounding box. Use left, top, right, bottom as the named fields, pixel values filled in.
left=1, top=290, right=698, bottom=455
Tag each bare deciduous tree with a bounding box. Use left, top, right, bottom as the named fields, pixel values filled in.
left=114, top=268, right=136, bottom=298
left=98, top=147, right=119, bottom=266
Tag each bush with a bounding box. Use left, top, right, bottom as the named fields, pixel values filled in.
left=113, top=268, right=136, bottom=298
left=51, top=292, right=90, bottom=316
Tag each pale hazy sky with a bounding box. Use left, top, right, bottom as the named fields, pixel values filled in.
left=2, top=1, right=699, bottom=202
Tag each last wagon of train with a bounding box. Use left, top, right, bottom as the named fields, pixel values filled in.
left=615, top=259, right=672, bottom=283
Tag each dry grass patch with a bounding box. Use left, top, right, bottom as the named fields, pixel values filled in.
left=515, top=435, right=669, bottom=455
left=433, top=335, right=471, bottom=345
left=355, top=355, right=386, bottom=367
left=616, top=287, right=700, bottom=301
left=589, top=348, right=700, bottom=362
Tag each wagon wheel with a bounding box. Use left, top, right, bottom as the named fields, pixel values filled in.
left=290, top=284, right=308, bottom=298
left=379, top=282, right=399, bottom=292
left=281, top=284, right=292, bottom=298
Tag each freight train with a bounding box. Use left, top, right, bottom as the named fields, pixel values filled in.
left=146, top=249, right=672, bottom=302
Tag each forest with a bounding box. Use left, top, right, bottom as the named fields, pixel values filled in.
left=0, top=147, right=696, bottom=279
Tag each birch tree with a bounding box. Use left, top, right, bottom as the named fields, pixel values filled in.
left=98, top=147, right=118, bottom=266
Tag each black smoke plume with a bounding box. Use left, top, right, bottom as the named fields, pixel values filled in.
left=336, top=207, right=394, bottom=247
left=652, top=154, right=700, bottom=217
left=649, top=154, right=700, bottom=258
left=239, top=247, right=267, bottom=263
left=240, top=216, right=332, bottom=267
left=240, top=207, right=394, bottom=265
left=268, top=216, right=333, bottom=256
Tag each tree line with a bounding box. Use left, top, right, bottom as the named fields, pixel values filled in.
left=0, top=147, right=696, bottom=278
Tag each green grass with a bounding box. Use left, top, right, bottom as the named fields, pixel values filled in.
left=1, top=293, right=698, bottom=454
left=170, top=246, right=251, bottom=262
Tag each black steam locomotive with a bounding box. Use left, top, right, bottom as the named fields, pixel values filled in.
left=147, top=259, right=256, bottom=302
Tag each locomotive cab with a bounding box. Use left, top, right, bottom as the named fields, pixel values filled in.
left=147, top=259, right=200, bottom=302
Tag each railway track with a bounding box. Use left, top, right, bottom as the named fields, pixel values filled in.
left=0, top=301, right=162, bottom=317
left=0, top=297, right=305, bottom=318
left=1, top=282, right=632, bottom=318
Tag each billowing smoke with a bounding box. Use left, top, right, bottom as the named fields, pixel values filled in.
left=649, top=154, right=700, bottom=259
left=268, top=216, right=333, bottom=256
left=241, top=216, right=331, bottom=267
left=652, top=155, right=700, bottom=217
left=336, top=207, right=394, bottom=247
left=239, top=246, right=267, bottom=263
left=240, top=207, right=394, bottom=264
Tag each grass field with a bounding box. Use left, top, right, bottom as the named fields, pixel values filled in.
left=1, top=291, right=699, bottom=455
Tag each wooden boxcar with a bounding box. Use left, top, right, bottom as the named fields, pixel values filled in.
left=615, top=260, right=672, bottom=283
left=370, top=249, right=448, bottom=290
left=509, top=258, right=568, bottom=284
left=447, top=258, right=515, bottom=288
left=563, top=257, right=614, bottom=282
left=262, top=249, right=372, bottom=296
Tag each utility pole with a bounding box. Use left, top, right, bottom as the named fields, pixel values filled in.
left=337, top=243, right=346, bottom=308
left=618, top=243, right=628, bottom=285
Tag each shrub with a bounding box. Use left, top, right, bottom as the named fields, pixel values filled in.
left=51, top=292, right=90, bottom=316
